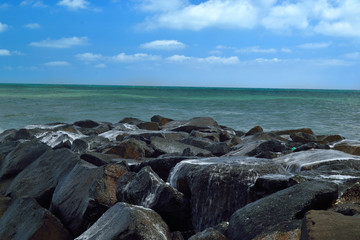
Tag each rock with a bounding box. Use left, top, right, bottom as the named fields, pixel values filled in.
left=292, top=142, right=329, bottom=152
left=190, top=130, right=220, bottom=142
left=188, top=228, right=227, bottom=240
left=137, top=121, right=159, bottom=130
left=273, top=128, right=315, bottom=136
left=0, top=196, right=10, bottom=219
left=50, top=161, right=106, bottom=236
left=290, top=132, right=318, bottom=143
left=169, top=156, right=287, bottom=230
left=103, top=138, right=154, bottom=159
left=248, top=174, right=306, bottom=202
left=74, top=119, right=100, bottom=128
left=172, top=231, right=185, bottom=240
left=332, top=182, right=360, bottom=216
left=300, top=210, right=360, bottom=240
left=247, top=140, right=286, bottom=158
left=119, top=117, right=144, bottom=125
left=71, top=138, right=89, bottom=153
left=151, top=115, right=174, bottom=126
left=151, top=136, right=212, bottom=157
left=0, top=140, right=20, bottom=157
left=75, top=202, right=172, bottom=240
left=0, top=198, right=71, bottom=240
left=205, top=142, right=231, bottom=156
left=253, top=229, right=301, bottom=240
left=6, top=148, right=80, bottom=208
left=0, top=128, right=33, bottom=142
left=162, top=117, right=218, bottom=133
left=90, top=162, right=129, bottom=207
left=80, top=152, right=116, bottom=166
left=245, top=126, right=263, bottom=136
left=53, top=140, right=72, bottom=149
left=334, top=143, right=360, bottom=156
left=0, top=140, right=50, bottom=179
left=317, top=134, right=344, bottom=144
left=117, top=167, right=190, bottom=231
left=228, top=181, right=338, bottom=240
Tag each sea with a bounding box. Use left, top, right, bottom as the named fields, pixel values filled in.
left=0, top=84, right=359, bottom=140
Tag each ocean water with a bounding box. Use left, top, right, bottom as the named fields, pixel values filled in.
left=0, top=84, right=359, bottom=140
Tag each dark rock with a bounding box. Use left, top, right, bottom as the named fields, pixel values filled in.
left=205, top=142, right=231, bottom=156
left=188, top=228, right=227, bottom=240
left=6, top=148, right=80, bottom=208
left=190, top=130, right=220, bottom=142
left=169, top=156, right=287, bottom=230
left=75, top=202, right=172, bottom=240
left=137, top=121, right=159, bottom=130
left=71, top=138, right=89, bottom=153
left=0, top=140, right=50, bottom=179
left=273, top=128, right=315, bottom=135
left=74, top=119, right=100, bottom=128
left=248, top=174, right=306, bottom=202
left=332, top=182, right=360, bottom=216
left=245, top=126, right=263, bottom=136
left=80, top=152, right=116, bottom=166
left=0, top=198, right=71, bottom=240
left=50, top=161, right=105, bottom=236
left=253, top=229, right=301, bottom=240
left=151, top=136, right=212, bottom=157
left=247, top=140, right=286, bottom=158
left=290, top=132, right=318, bottom=143
left=103, top=138, right=154, bottom=159
left=0, top=140, right=20, bottom=157
left=292, top=142, right=330, bottom=152
left=119, top=117, right=144, bottom=125
left=151, top=115, right=174, bottom=126
left=0, top=128, right=33, bottom=142
left=162, top=117, right=218, bottom=133
left=317, top=134, right=344, bottom=144
left=179, top=136, right=214, bottom=149
left=0, top=196, right=10, bottom=219
left=334, top=143, right=360, bottom=156
left=117, top=166, right=190, bottom=231
left=228, top=181, right=338, bottom=240
left=53, top=140, right=72, bottom=149
left=300, top=210, right=360, bottom=240
left=82, top=135, right=111, bottom=151
left=172, top=231, right=185, bottom=240
left=133, top=155, right=198, bottom=182
left=89, top=162, right=129, bottom=207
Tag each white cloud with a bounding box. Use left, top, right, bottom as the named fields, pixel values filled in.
left=24, top=23, right=41, bottom=29
left=57, top=0, right=89, bottom=10
left=166, top=54, right=191, bottom=62
left=76, top=52, right=102, bottom=62
left=30, top=36, right=88, bottom=48
left=253, top=57, right=280, bottom=63
left=237, top=46, right=277, bottom=53
left=198, top=56, right=240, bottom=64
left=44, top=61, right=70, bottom=66
left=0, top=22, right=8, bottom=33
left=111, top=53, right=161, bottom=62
left=140, top=40, right=186, bottom=50
left=0, top=49, right=11, bottom=56
left=138, top=0, right=188, bottom=12
left=298, top=42, right=332, bottom=49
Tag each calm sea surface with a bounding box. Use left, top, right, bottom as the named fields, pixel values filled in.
left=0, top=84, right=359, bottom=140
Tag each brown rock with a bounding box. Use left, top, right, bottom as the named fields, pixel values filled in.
left=151, top=115, right=174, bottom=126
left=332, top=182, right=360, bottom=216
left=300, top=210, right=360, bottom=240
left=103, top=138, right=153, bottom=159
left=317, top=135, right=344, bottom=144
left=334, top=143, right=360, bottom=156
left=245, top=126, right=263, bottom=136
left=137, top=121, right=159, bottom=130
left=273, top=128, right=315, bottom=135
left=254, top=229, right=300, bottom=240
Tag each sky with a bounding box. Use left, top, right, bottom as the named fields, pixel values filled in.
left=0, top=0, right=360, bottom=89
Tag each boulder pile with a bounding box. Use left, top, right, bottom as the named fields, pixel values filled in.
left=1, top=116, right=360, bottom=240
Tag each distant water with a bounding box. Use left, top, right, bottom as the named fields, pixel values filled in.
left=0, top=84, right=359, bottom=140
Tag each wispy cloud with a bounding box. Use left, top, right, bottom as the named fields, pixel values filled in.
left=57, top=0, right=89, bottom=10
left=76, top=52, right=102, bottom=62
left=344, top=52, right=360, bottom=59
left=237, top=46, right=277, bottom=54
left=0, top=22, right=8, bottom=33
left=140, top=40, right=186, bottom=50
left=24, top=23, right=41, bottom=29
left=166, top=54, right=240, bottom=64
left=0, top=49, right=11, bottom=56
left=166, top=54, right=191, bottom=62
left=110, top=53, right=161, bottom=62
left=20, top=0, right=47, bottom=8
left=298, top=42, right=332, bottom=49
left=30, top=36, right=88, bottom=48
left=44, top=61, right=70, bottom=66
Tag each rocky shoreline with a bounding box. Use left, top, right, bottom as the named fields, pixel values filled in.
left=0, top=116, right=360, bottom=240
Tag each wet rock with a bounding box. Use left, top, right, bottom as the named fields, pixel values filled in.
left=205, top=142, right=231, bottom=156
left=300, top=210, right=360, bottom=240
left=169, top=156, right=287, bottom=230
left=103, top=138, right=154, bottom=159
left=0, top=198, right=71, bottom=240
left=332, top=182, right=360, bottom=216
left=71, top=138, right=89, bottom=153
left=247, top=140, right=286, bottom=158
left=117, top=166, right=190, bottom=231
left=137, top=121, right=159, bottom=130
left=50, top=161, right=105, bottom=236
left=228, top=181, right=338, bottom=240
left=0, top=196, right=10, bottom=219
left=151, top=115, right=174, bottom=126
left=6, top=148, right=80, bottom=208
left=253, top=229, right=301, bottom=240
left=180, top=136, right=214, bottom=149
left=292, top=142, right=330, bottom=152
left=162, top=117, right=218, bottom=133
left=334, top=143, right=360, bottom=156
left=0, top=140, right=20, bottom=157
left=172, top=231, right=185, bottom=240
left=245, top=126, right=263, bottom=136
left=80, top=152, right=116, bottom=166
left=190, top=130, right=220, bottom=142
left=273, top=128, right=315, bottom=136
left=188, top=228, right=227, bottom=240
left=53, top=140, right=72, bottom=149
left=74, top=119, right=100, bottom=128
left=119, top=117, right=144, bottom=125
left=0, top=128, right=33, bottom=142
left=151, top=136, right=212, bottom=157
left=90, top=162, right=129, bottom=207
left=290, top=132, right=318, bottom=144
left=0, top=140, right=50, bottom=179
left=75, top=202, right=172, bottom=240
left=317, top=134, right=344, bottom=144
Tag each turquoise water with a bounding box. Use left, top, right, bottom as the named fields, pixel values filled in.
left=0, top=84, right=359, bottom=140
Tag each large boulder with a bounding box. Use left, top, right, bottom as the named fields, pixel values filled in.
left=103, top=138, right=154, bottom=159
left=0, top=140, right=50, bottom=179
left=290, top=132, right=318, bottom=144
left=6, top=148, right=80, bottom=207
left=228, top=181, right=338, bottom=240
left=74, top=119, right=100, bottom=128
left=188, top=228, right=227, bottom=240
left=332, top=181, right=360, bottom=216
left=245, top=126, right=263, bottom=136
left=169, top=156, right=287, bottom=230
left=151, top=115, right=174, bottom=126
left=161, top=117, right=218, bottom=133
left=117, top=167, right=190, bottom=230
left=0, top=198, right=71, bottom=240
left=75, top=202, right=172, bottom=240
left=300, top=210, right=360, bottom=240
left=334, top=142, right=360, bottom=156
left=50, top=161, right=106, bottom=236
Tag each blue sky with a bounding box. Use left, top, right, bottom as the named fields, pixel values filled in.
left=0, top=0, right=360, bottom=89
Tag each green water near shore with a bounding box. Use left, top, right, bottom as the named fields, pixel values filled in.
left=1, top=84, right=359, bottom=140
